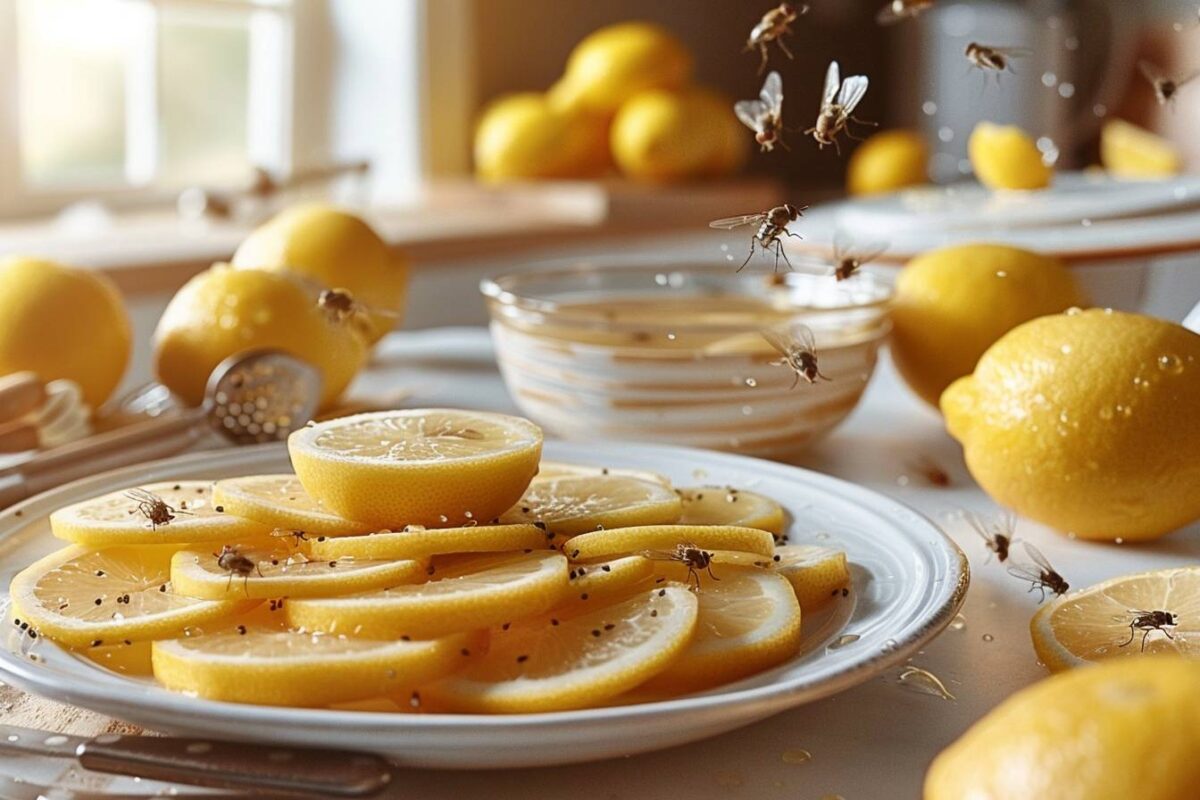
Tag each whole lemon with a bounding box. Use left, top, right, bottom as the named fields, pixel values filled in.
left=154, top=265, right=368, bottom=410
left=968, top=121, right=1052, bottom=190
left=552, top=22, right=692, bottom=115
left=846, top=129, right=929, bottom=196
left=891, top=243, right=1086, bottom=406
left=611, top=86, right=746, bottom=183
left=942, top=309, right=1200, bottom=541
left=926, top=658, right=1200, bottom=800
left=474, top=93, right=611, bottom=182
left=0, top=256, right=130, bottom=408
left=232, top=204, right=406, bottom=344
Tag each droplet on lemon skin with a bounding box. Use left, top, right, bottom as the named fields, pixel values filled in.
left=890, top=243, right=1086, bottom=407
left=941, top=309, right=1200, bottom=542
left=846, top=130, right=929, bottom=196
left=925, top=658, right=1200, bottom=800
left=968, top=122, right=1052, bottom=191
left=474, top=93, right=612, bottom=182
left=0, top=256, right=132, bottom=408
left=551, top=22, right=692, bottom=116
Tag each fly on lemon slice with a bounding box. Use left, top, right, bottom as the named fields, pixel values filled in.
left=288, top=409, right=543, bottom=529
left=211, top=474, right=374, bottom=536
left=152, top=614, right=483, bottom=706
left=500, top=475, right=682, bottom=536
left=9, top=546, right=249, bottom=648
left=535, top=461, right=672, bottom=488
left=566, top=524, right=776, bottom=562
left=562, top=556, right=655, bottom=606
left=1030, top=567, right=1200, bottom=672
left=305, top=524, right=548, bottom=562
left=676, top=486, right=785, bottom=535
left=50, top=481, right=268, bottom=546
left=642, top=569, right=802, bottom=694
left=772, top=544, right=851, bottom=611
left=169, top=544, right=425, bottom=600
left=422, top=584, right=698, bottom=713
left=286, top=551, right=568, bottom=638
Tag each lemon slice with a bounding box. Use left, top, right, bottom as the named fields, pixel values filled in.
left=772, top=544, right=851, bottom=611
left=643, top=569, right=802, bottom=693
left=9, top=546, right=248, bottom=648
left=422, top=584, right=698, bottom=713
left=1031, top=567, right=1200, bottom=672
left=50, top=481, right=268, bottom=546
left=152, top=614, right=483, bottom=706
left=536, top=461, right=672, bottom=488
left=500, top=475, right=682, bottom=536
left=304, top=524, right=549, bottom=562
left=288, top=409, right=543, bottom=528
left=169, top=544, right=425, bottom=600
left=566, top=524, right=776, bottom=562
left=562, top=556, right=655, bottom=606
left=211, top=474, right=375, bottom=536
left=676, top=486, right=785, bottom=535
left=1100, top=119, right=1182, bottom=179
left=286, top=551, right=569, bottom=638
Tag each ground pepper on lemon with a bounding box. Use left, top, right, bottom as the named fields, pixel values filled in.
left=890, top=243, right=1086, bottom=406
left=942, top=309, right=1200, bottom=541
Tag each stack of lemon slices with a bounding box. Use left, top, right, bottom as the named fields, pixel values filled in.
left=8, top=409, right=852, bottom=712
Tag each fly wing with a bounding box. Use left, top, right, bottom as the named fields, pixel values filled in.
left=837, top=75, right=870, bottom=114
left=821, top=61, right=841, bottom=108
left=1006, top=561, right=1043, bottom=583
left=761, top=70, right=784, bottom=113
left=1139, top=59, right=1166, bottom=86
left=759, top=326, right=792, bottom=356
left=709, top=213, right=766, bottom=229
left=1177, top=69, right=1200, bottom=89
left=960, top=510, right=994, bottom=544
left=735, top=100, right=769, bottom=132
left=1021, top=541, right=1056, bottom=572
left=990, top=45, right=1033, bottom=58
left=782, top=322, right=817, bottom=351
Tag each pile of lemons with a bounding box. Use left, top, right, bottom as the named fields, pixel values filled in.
left=475, top=22, right=745, bottom=184
left=9, top=408, right=850, bottom=711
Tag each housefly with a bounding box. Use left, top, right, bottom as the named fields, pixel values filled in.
left=876, top=0, right=935, bottom=25
left=745, top=3, right=807, bottom=74
left=1120, top=609, right=1178, bottom=653
left=1139, top=59, right=1198, bottom=105
left=643, top=544, right=719, bottom=590
left=709, top=203, right=807, bottom=272
left=1007, top=542, right=1069, bottom=602
left=962, top=509, right=1015, bottom=563
left=762, top=322, right=830, bottom=387
left=826, top=231, right=886, bottom=281
left=125, top=488, right=188, bottom=530
left=805, top=61, right=873, bottom=153
left=736, top=70, right=787, bottom=152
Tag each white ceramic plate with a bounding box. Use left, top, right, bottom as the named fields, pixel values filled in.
left=0, top=442, right=967, bottom=769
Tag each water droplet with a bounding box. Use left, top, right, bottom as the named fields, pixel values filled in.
left=1065, top=306, right=1082, bottom=316
left=744, top=377, right=758, bottom=388
left=938, top=126, right=954, bottom=143
left=828, top=634, right=861, bottom=650
left=1041, top=71, right=1058, bottom=87
left=1158, top=354, right=1184, bottom=375
left=882, top=638, right=899, bottom=652
left=654, top=273, right=668, bottom=286
left=719, top=243, right=729, bottom=252
left=897, top=666, right=956, bottom=700
left=1037, top=136, right=1059, bottom=166
left=922, top=100, right=938, bottom=115
left=981, top=633, right=994, bottom=642
left=1058, top=82, right=1076, bottom=98
left=666, top=332, right=676, bottom=341
left=1060, top=344, right=1072, bottom=355
left=1093, top=103, right=1108, bottom=117
left=1115, top=537, right=1124, bottom=545
left=781, top=749, right=812, bottom=764
left=949, top=613, right=966, bottom=631
left=1080, top=218, right=1092, bottom=227
left=995, top=270, right=1008, bottom=278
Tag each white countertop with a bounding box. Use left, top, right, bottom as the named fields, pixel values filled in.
left=352, top=327, right=1200, bottom=800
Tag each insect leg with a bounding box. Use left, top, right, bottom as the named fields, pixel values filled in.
left=778, top=38, right=795, bottom=60
left=738, top=238, right=757, bottom=273
left=1120, top=621, right=1136, bottom=648
left=758, top=44, right=769, bottom=75
left=1141, top=628, right=1151, bottom=653
left=706, top=564, right=721, bottom=583
left=775, top=239, right=794, bottom=271
left=1164, top=628, right=1176, bottom=640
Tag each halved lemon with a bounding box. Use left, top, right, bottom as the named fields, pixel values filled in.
left=536, top=461, right=672, bottom=488
left=285, top=551, right=569, bottom=638
left=1031, top=567, right=1200, bottom=672
left=676, top=486, right=785, bottom=535
left=500, top=475, right=682, bottom=536
left=170, top=544, right=425, bottom=600
left=566, top=524, right=776, bottom=562
left=562, top=555, right=655, bottom=607
left=773, top=544, right=851, bottom=611
left=211, top=474, right=374, bottom=536
left=49, top=481, right=268, bottom=546
left=1100, top=119, right=1182, bottom=179
left=288, top=409, right=543, bottom=528
left=422, top=584, right=698, bottom=712
left=152, top=612, right=483, bottom=706
left=642, top=569, right=802, bottom=693
left=304, top=524, right=548, bottom=562
left=9, top=545, right=249, bottom=648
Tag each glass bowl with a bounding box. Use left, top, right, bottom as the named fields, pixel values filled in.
left=481, top=260, right=893, bottom=460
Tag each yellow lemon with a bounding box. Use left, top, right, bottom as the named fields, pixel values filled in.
left=611, top=86, right=746, bottom=183
left=968, top=121, right=1052, bottom=190
left=232, top=204, right=408, bottom=343
left=925, top=657, right=1200, bottom=800
left=942, top=309, right=1200, bottom=541
left=153, top=264, right=369, bottom=411
left=891, top=243, right=1086, bottom=406
left=551, top=22, right=692, bottom=115
left=474, top=93, right=611, bottom=182
left=1100, top=119, right=1182, bottom=179
left=0, top=256, right=131, bottom=408
left=846, top=129, right=929, bottom=196
left=676, top=486, right=785, bottom=535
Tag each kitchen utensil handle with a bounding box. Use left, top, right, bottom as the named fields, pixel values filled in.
left=77, top=735, right=395, bottom=798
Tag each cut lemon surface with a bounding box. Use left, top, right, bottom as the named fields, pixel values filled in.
left=643, top=569, right=802, bottom=693
left=676, top=486, right=785, bottom=535
left=210, top=474, right=374, bottom=536
left=422, top=584, right=698, bottom=713
left=304, top=524, right=548, bottom=562
left=536, top=461, right=672, bottom=488
left=286, top=551, right=569, bottom=638
left=49, top=481, right=268, bottom=546
left=1031, top=567, right=1200, bottom=672
left=9, top=546, right=248, bottom=648
left=566, top=524, right=776, bottom=562
left=562, top=555, right=655, bottom=607
left=500, top=475, right=682, bottom=536
left=773, top=544, right=851, bottom=611
left=288, top=409, right=543, bottom=528
left=169, top=544, right=425, bottom=600
left=152, top=613, right=483, bottom=706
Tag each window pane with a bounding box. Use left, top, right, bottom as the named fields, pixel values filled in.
left=16, top=0, right=134, bottom=186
